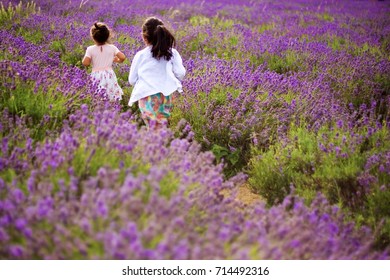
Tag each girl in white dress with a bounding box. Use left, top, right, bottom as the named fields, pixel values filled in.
left=82, top=22, right=126, bottom=101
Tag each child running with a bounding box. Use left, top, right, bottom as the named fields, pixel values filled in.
left=128, top=17, right=186, bottom=127
left=82, top=22, right=126, bottom=101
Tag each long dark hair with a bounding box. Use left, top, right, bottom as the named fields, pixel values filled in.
left=90, top=22, right=110, bottom=45
left=142, top=17, right=175, bottom=61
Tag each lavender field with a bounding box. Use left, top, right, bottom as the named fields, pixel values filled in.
left=0, top=0, right=389, bottom=259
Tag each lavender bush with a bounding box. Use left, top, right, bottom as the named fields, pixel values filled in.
left=0, top=0, right=389, bottom=258
left=0, top=28, right=102, bottom=140
left=0, top=106, right=386, bottom=259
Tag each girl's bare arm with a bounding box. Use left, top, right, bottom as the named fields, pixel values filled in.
left=82, top=56, right=91, bottom=66
left=114, top=51, right=126, bottom=63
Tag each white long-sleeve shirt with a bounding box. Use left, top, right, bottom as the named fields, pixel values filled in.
left=128, top=46, right=186, bottom=106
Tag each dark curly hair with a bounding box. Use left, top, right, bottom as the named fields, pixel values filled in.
left=90, top=22, right=110, bottom=45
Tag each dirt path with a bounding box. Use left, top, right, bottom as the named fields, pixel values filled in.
left=222, top=183, right=262, bottom=206
left=236, top=183, right=262, bottom=205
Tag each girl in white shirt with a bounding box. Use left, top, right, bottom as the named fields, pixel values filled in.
left=128, top=17, right=186, bottom=127
left=82, top=22, right=126, bottom=101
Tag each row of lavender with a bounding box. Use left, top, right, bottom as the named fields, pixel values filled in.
left=0, top=0, right=389, bottom=258
left=1, top=104, right=384, bottom=259
left=170, top=0, right=390, bottom=249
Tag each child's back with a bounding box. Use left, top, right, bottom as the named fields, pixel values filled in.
left=85, top=44, right=120, bottom=72
left=128, top=17, right=185, bottom=128
left=129, top=45, right=185, bottom=103
left=82, top=22, right=126, bottom=101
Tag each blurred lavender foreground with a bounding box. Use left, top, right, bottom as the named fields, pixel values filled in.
left=0, top=0, right=389, bottom=259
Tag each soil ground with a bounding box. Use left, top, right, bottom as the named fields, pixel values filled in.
left=222, top=183, right=262, bottom=206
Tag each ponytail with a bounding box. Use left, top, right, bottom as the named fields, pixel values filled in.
left=143, top=17, right=176, bottom=61
left=151, top=25, right=175, bottom=60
